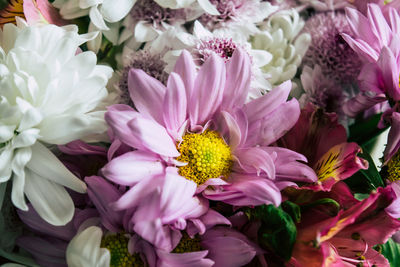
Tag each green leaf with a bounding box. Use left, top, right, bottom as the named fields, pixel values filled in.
left=349, top=113, right=388, bottom=147
left=253, top=205, right=297, bottom=261
left=281, top=201, right=301, bottom=223
left=381, top=238, right=400, bottom=267
left=345, top=148, right=385, bottom=193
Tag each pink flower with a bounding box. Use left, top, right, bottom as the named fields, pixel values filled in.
left=103, top=48, right=316, bottom=249
left=103, top=48, right=316, bottom=205
left=289, top=182, right=400, bottom=267
left=279, top=104, right=368, bottom=191
left=342, top=4, right=399, bottom=63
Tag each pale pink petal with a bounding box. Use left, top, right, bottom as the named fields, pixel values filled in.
left=217, top=111, right=242, bottom=151
left=173, top=50, right=196, bottom=101
left=101, top=150, right=164, bottom=186
left=255, top=99, right=300, bottom=146
left=345, top=7, right=380, bottom=50
left=202, top=227, right=261, bottom=267
left=243, top=81, right=291, bottom=124
left=384, top=112, right=400, bottom=162
left=190, top=54, right=226, bottom=127
left=127, top=116, right=180, bottom=157
left=367, top=4, right=392, bottom=48
left=128, top=69, right=167, bottom=124
left=378, top=46, right=400, bottom=100
left=157, top=249, right=214, bottom=267
left=163, top=72, right=187, bottom=137
left=220, top=48, right=251, bottom=111
left=234, top=147, right=275, bottom=179
left=105, top=104, right=141, bottom=148
left=341, top=33, right=380, bottom=62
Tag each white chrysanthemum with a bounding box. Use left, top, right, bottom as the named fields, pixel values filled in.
left=251, top=8, right=311, bottom=89
left=66, top=226, right=110, bottom=267
left=0, top=20, right=112, bottom=226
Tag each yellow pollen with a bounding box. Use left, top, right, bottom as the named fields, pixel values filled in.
left=172, top=233, right=202, bottom=253
left=176, top=130, right=232, bottom=185
left=101, top=233, right=144, bottom=267
left=388, top=152, right=400, bottom=182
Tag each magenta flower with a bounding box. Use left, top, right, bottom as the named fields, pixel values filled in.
left=279, top=104, right=368, bottom=191
left=290, top=182, right=400, bottom=267
left=103, top=48, right=316, bottom=207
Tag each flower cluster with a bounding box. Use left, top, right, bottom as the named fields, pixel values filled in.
left=1, top=0, right=400, bottom=267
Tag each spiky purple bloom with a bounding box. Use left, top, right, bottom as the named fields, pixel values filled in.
left=195, top=37, right=239, bottom=63
left=302, top=11, right=362, bottom=84
left=130, top=0, right=186, bottom=26
left=119, top=50, right=168, bottom=106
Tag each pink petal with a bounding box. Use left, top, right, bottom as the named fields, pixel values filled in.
left=85, top=176, right=124, bottom=232
left=101, top=150, right=164, bottom=186
left=163, top=72, right=187, bottom=138
left=243, top=80, right=291, bottom=124
left=234, top=147, right=275, bottom=179
left=220, top=48, right=251, bottom=111
left=367, top=3, right=392, bottom=48
left=127, top=116, right=180, bottom=157
left=105, top=104, right=141, bottom=148
left=173, top=50, right=196, bottom=101
left=216, top=111, right=243, bottom=151
left=112, top=174, right=164, bottom=210
left=378, top=46, right=400, bottom=100
left=204, top=174, right=281, bottom=206
left=128, top=69, right=167, bottom=124
left=202, top=227, right=262, bottom=267
left=157, top=249, right=213, bottom=267
left=388, top=7, right=400, bottom=34
left=190, top=54, right=226, bottom=127
left=341, top=33, right=380, bottom=62
left=345, top=6, right=380, bottom=51
left=255, top=98, right=300, bottom=146
left=384, top=112, right=400, bottom=162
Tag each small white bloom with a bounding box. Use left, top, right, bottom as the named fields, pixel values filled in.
left=66, top=226, right=110, bottom=267
left=53, top=0, right=136, bottom=52
left=0, top=21, right=112, bottom=226
left=251, top=8, right=311, bottom=89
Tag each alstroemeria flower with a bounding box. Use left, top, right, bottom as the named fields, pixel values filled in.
left=0, top=21, right=112, bottom=225
left=0, top=0, right=66, bottom=27
left=290, top=183, right=400, bottom=266
left=279, top=104, right=368, bottom=191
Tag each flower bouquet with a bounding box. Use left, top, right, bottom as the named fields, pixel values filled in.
left=1, top=0, right=400, bottom=266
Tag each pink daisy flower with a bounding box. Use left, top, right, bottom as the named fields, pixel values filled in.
left=103, top=48, right=316, bottom=206
left=102, top=48, right=316, bottom=250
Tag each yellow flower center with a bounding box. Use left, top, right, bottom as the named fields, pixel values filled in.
left=176, top=130, right=232, bottom=185
left=101, top=234, right=144, bottom=267
left=172, top=233, right=202, bottom=253
left=388, top=152, right=400, bottom=182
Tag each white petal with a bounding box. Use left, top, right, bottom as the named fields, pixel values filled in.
left=193, top=20, right=212, bottom=39
left=27, top=142, right=87, bottom=193
left=100, top=0, right=136, bottom=23
left=197, top=0, right=220, bottom=15
left=0, top=125, right=16, bottom=143
left=11, top=147, right=32, bottom=211
left=24, top=168, right=75, bottom=226
left=0, top=148, right=13, bottom=183
left=67, top=226, right=110, bottom=267
left=89, top=6, right=110, bottom=31
left=134, top=21, right=159, bottom=43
